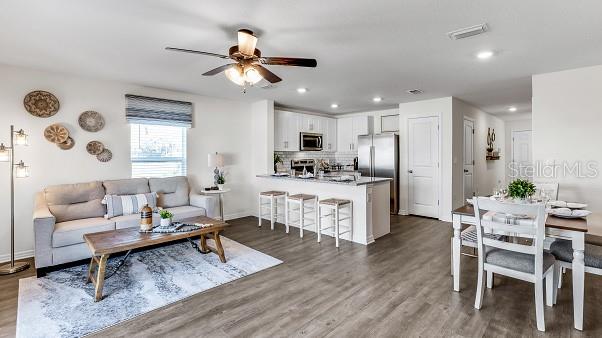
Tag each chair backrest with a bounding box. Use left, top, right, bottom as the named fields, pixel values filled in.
left=473, top=197, right=547, bottom=275
left=534, top=181, right=559, bottom=200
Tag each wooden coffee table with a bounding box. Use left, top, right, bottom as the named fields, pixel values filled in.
left=83, top=216, right=228, bottom=301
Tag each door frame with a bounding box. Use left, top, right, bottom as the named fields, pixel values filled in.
left=406, top=113, right=441, bottom=219
left=463, top=116, right=475, bottom=199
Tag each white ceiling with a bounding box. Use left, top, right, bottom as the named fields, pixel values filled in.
left=1, top=1, right=602, bottom=115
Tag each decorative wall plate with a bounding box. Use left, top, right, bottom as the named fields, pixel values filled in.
left=86, top=141, right=104, bottom=155
left=24, top=91, right=60, bottom=118
left=96, top=149, right=112, bottom=162
left=44, top=124, right=69, bottom=144
left=78, top=111, right=105, bottom=132
left=57, top=137, right=75, bottom=150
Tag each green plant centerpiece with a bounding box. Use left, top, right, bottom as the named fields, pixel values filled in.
left=159, top=210, right=174, bottom=227
left=507, top=179, right=536, bottom=201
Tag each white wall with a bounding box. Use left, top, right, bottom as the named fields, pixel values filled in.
left=504, top=117, right=532, bottom=182
left=533, top=64, right=602, bottom=210
left=453, top=98, right=506, bottom=203
left=0, top=64, right=257, bottom=261
left=399, top=97, right=453, bottom=221
left=335, top=108, right=399, bottom=134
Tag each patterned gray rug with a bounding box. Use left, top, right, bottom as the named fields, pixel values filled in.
left=17, top=237, right=282, bottom=338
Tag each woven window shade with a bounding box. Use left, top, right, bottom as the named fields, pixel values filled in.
left=125, top=94, right=192, bottom=127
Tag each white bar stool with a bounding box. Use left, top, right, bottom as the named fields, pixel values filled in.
left=318, top=198, right=353, bottom=247
left=258, top=191, right=288, bottom=230
left=285, top=194, right=318, bottom=237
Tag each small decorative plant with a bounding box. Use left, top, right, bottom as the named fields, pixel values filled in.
left=159, top=210, right=173, bottom=219
left=217, top=172, right=225, bottom=185
left=507, top=179, right=536, bottom=200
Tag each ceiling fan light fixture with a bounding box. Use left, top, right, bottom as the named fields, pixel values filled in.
left=244, top=66, right=263, bottom=85
left=238, top=29, right=258, bottom=56
left=225, top=65, right=246, bottom=86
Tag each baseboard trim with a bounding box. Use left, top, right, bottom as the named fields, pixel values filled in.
left=398, top=209, right=409, bottom=216
left=224, top=211, right=253, bottom=221
left=0, top=249, right=34, bottom=264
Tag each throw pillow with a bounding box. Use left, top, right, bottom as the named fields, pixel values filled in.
left=103, top=192, right=157, bottom=218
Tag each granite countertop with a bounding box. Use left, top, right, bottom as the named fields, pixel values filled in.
left=256, top=174, right=392, bottom=186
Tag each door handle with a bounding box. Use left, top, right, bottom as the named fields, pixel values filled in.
left=464, top=169, right=469, bottom=173
left=408, top=170, right=413, bottom=174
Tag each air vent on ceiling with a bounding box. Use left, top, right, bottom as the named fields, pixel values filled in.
left=447, top=23, right=488, bottom=40
left=406, top=89, right=423, bottom=95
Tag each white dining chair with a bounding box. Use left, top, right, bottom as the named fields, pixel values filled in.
left=473, top=197, right=557, bottom=332
left=550, top=239, right=602, bottom=305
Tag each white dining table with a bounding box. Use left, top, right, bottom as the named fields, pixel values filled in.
left=450, top=204, right=601, bottom=331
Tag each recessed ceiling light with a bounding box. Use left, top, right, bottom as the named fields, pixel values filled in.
left=508, top=106, right=517, bottom=112
left=297, top=87, right=307, bottom=94
left=476, top=50, right=494, bottom=60
left=372, top=97, right=383, bottom=103
left=330, top=103, right=339, bottom=109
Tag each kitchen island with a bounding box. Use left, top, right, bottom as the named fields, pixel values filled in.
left=256, top=174, right=392, bottom=245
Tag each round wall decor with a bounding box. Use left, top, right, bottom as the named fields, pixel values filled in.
left=78, top=111, right=105, bottom=132
left=24, top=91, right=60, bottom=118
left=44, top=124, right=69, bottom=144
left=57, top=136, right=75, bottom=150
left=96, top=149, right=112, bottom=162
left=86, top=141, right=104, bottom=155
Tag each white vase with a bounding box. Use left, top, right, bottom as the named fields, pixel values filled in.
left=217, top=184, right=225, bottom=190
left=160, top=218, right=172, bottom=227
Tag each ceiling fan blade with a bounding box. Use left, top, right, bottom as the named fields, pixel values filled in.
left=253, top=65, right=282, bottom=83
left=237, top=29, right=258, bottom=56
left=165, top=47, right=231, bottom=60
left=202, top=63, right=237, bottom=76
left=260, top=57, right=317, bottom=67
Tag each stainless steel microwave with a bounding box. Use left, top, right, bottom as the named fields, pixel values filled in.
left=300, top=132, right=323, bottom=151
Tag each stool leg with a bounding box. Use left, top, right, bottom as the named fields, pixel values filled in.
left=317, top=205, right=322, bottom=243
left=349, top=203, right=353, bottom=242
left=258, top=195, right=262, bottom=227
left=285, top=198, right=289, bottom=234
left=335, top=207, right=340, bottom=248
left=300, top=201, right=305, bottom=238
left=270, top=196, right=275, bottom=230
left=314, top=197, right=318, bottom=232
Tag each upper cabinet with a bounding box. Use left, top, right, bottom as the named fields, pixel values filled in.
left=274, top=110, right=300, bottom=151
left=337, top=116, right=373, bottom=152
left=324, top=118, right=337, bottom=151
left=300, top=114, right=322, bottom=133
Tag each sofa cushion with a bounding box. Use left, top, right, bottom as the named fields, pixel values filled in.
left=103, top=178, right=150, bottom=195
left=103, top=192, right=157, bottom=218
left=112, top=213, right=161, bottom=230
left=166, top=206, right=206, bottom=221
left=52, top=217, right=115, bottom=248
left=149, top=176, right=189, bottom=208
left=45, top=181, right=106, bottom=222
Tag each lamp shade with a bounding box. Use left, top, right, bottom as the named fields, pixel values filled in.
left=15, top=160, right=30, bottom=178
left=208, top=152, right=224, bottom=168
left=14, top=129, right=28, bottom=146
left=0, top=144, right=9, bottom=162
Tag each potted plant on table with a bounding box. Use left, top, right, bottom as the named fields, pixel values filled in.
left=274, top=153, right=283, bottom=173
left=159, top=210, right=173, bottom=227
left=217, top=172, right=226, bottom=190
left=507, top=179, right=536, bottom=203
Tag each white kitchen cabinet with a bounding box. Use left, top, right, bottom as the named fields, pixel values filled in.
left=337, top=116, right=373, bottom=152
left=300, top=114, right=322, bottom=133
left=274, top=110, right=300, bottom=151
left=324, top=118, right=337, bottom=151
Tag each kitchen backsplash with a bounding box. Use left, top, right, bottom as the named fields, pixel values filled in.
left=274, top=151, right=357, bottom=171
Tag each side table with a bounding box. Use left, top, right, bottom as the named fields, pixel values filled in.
left=202, top=188, right=231, bottom=220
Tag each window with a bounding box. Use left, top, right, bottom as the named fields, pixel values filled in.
left=130, top=123, right=187, bottom=178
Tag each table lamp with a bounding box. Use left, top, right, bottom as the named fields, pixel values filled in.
left=208, top=152, right=224, bottom=187
left=0, top=126, right=31, bottom=275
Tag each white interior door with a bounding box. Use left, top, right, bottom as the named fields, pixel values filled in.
left=408, top=116, right=439, bottom=218
left=511, top=130, right=532, bottom=179
left=463, top=119, right=474, bottom=199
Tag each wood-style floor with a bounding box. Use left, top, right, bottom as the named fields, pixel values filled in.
left=2, top=215, right=602, bottom=337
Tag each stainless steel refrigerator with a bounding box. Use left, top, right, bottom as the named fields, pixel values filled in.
left=358, top=133, right=399, bottom=214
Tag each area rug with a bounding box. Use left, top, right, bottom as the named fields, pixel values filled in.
left=17, top=237, right=282, bottom=338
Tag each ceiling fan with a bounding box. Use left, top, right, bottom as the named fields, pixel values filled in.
left=166, top=29, right=317, bottom=91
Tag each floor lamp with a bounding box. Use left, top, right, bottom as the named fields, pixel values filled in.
left=0, top=125, right=31, bottom=275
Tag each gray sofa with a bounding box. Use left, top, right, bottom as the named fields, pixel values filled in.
left=33, top=176, right=217, bottom=276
